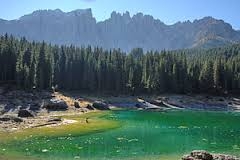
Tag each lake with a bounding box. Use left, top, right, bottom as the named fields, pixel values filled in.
left=1, top=110, right=240, bottom=160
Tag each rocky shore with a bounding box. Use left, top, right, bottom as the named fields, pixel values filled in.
left=104, top=94, right=240, bottom=111
left=1, top=86, right=240, bottom=132
left=1, top=87, right=240, bottom=159
left=182, top=150, right=239, bottom=160
left=0, top=87, right=240, bottom=131
left=0, top=87, right=111, bottom=132
left=159, top=95, right=240, bottom=111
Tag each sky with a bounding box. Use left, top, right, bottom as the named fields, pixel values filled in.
left=0, top=0, right=239, bottom=29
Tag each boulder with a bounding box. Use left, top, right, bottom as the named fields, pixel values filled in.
left=0, top=115, right=23, bottom=122
left=86, top=104, right=95, bottom=110
left=182, top=150, right=239, bottom=160
left=18, top=109, right=35, bottom=118
left=213, top=154, right=240, bottom=160
left=42, top=99, right=68, bottom=111
left=74, top=101, right=80, bottom=108
left=190, top=150, right=213, bottom=160
left=92, top=101, right=110, bottom=110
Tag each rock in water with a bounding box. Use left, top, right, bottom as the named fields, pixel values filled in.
left=42, top=99, right=68, bottom=111
left=191, top=150, right=213, bottom=160
left=92, top=101, right=110, bottom=110
left=213, top=154, right=240, bottom=160
left=42, top=149, right=48, bottom=153
left=182, top=150, right=240, bottom=160
left=18, top=109, right=35, bottom=117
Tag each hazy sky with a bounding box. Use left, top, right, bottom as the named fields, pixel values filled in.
left=0, top=0, right=239, bottom=29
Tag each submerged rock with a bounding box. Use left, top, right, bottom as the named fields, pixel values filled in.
left=42, top=149, right=49, bottom=153
left=18, top=109, right=35, bottom=118
left=182, top=150, right=240, bottom=160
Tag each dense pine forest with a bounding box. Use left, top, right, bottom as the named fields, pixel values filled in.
left=0, top=34, right=240, bottom=94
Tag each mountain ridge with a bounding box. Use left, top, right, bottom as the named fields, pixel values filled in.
left=0, top=9, right=239, bottom=51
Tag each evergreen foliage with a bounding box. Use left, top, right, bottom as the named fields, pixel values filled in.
left=0, top=34, right=240, bottom=94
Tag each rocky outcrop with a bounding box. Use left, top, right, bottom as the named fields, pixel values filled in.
left=92, top=101, right=110, bottom=110
left=0, top=9, right=239, bottom=51
left=182, top=150, right=240, bottom=160
left=42, top=99, right=68, bottom=111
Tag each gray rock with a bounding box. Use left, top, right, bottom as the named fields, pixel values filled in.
left=92, top=101, right=110, bottom=110
left=190, top=150, right=213, bottom=160
left=213, top=154, right=240, bottom=160
left=42, top=99, right=68, bottom=111
left=182, top=150, right=240, bottom=160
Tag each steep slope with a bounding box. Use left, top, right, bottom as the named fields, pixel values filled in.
left=0, top=9, right=239, bottom=51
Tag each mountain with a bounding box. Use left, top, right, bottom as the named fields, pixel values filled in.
left=0, top=9, right=240, bottom=51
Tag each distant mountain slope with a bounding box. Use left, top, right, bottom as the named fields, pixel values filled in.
left=0, top=9, right=240, bottom=51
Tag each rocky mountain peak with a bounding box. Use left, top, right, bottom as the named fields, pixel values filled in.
left=68, top=8, right=93, bottom=17
left=0, top=9, right=239, bottom=51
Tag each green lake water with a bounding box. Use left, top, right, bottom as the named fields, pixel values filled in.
left=1, top=110, right=240, bottom=160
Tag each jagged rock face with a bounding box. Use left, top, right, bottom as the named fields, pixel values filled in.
left=0, top=9, right=240, bottom=51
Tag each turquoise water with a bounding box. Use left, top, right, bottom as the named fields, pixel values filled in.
left=1, top=110, right=240, bottom=159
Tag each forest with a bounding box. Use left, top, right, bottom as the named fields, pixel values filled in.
left=0, top=34, right=240, bottom=94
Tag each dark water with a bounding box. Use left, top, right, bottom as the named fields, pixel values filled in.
left=1, top=110, right=240, bottom=160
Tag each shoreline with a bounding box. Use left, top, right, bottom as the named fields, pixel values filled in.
left=0, top=89, right=240, bottom=160
left=1, top=89, right=240, bottom=133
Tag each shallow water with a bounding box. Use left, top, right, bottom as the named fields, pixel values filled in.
left=1, top=110, right=240, bottom=160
